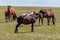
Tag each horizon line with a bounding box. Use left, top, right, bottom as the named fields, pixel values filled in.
left=0, top=5, right=60, bottom=8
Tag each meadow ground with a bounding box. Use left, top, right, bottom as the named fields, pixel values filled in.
left=0, top=6, right=60, bottom=40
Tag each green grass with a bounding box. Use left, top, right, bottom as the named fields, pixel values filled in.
left=0, top=6, right=60, bottom=40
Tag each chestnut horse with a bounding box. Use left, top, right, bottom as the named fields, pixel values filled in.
left=39, top=9, right=55, bottom=25
left=15, top=11, right=39, bottom=33
left=5, top=6, right=17, bottom=22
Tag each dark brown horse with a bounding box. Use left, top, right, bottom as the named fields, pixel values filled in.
left=15, top=11, right=39, bottom=33
left=39, top=9, right=55, bottom=25
left=5, top=6, right=17, bottom=22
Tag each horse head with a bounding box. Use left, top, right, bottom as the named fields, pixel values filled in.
left=30, top=11, right=39, bottom=20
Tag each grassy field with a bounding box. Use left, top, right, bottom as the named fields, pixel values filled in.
left=0, top=6, right=60, bottom=40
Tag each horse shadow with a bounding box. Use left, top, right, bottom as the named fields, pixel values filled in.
left=20, top=24, right=42, bottom=27
left=34, top=24, right=42, bottom=27
left=14, top=31, right=32, bottom=34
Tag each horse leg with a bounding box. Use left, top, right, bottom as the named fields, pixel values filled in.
left=41, top=17, right=43, bottom=25
left=15, top=23, right=21, bottom=33
left=40, top=13, right=43, bottom=25
left=10, top=15, right=13, bottom=22
left=31, top=23, right=34, bottom=32
left=40, top=15, right=43, bottom=25
left=15, top=16, right=23, bottom=33
left=5, top=17, right=8, bottom=22
left=5, top=15, right=10, bottom=22
left=47, top=17, right=50, bottom=25
left=31, top=18, right=35, bottom=32
left=39, top=17, right=41, bottom=25
left=5, top=13, right=8, bottom=22
left=52, top=15, right=55, bottom=25
left=5, top=16, right=8, bottom=22
left=8, top=15, right=10, bottom=22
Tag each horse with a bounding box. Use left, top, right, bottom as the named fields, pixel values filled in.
left=15, top=11, right=39, bottom=33
left=5, top=6, right=17, bottom=22
left=39, top=9, right=55, bottom=25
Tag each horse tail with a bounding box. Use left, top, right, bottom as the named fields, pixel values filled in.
left=52, top=14, right=56, bottom=25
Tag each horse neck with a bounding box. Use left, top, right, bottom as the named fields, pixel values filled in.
left=35, top=13, right=39, bottom=18
left=33, top=14, right=39, bottom=19
left=35, top=15, right=39, bottom=19
left=7, top=7, right=10, bottom=13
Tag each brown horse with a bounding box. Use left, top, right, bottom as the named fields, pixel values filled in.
left=15, top=11, right=39, bottom=33
left=5, top=6, right=17, bottom=22
left=39, top=9, right=55, bottom=25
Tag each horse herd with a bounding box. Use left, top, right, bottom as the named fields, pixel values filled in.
left=5, top=6, right=56, bottom=33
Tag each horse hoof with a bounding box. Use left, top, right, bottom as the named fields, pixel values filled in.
left=14, top=32, right=16, bottom=33
left=53, top=23, right=55, bottom=25
left=6, top=21, right=8, bottom=23
left=31, top=31, right=34, bottom=32
left=14, top=31, right=18, bottom=33
left=48, top=24, right=49, bottom=26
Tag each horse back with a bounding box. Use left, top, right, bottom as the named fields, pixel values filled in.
left=45, top=9, right=53, bottom=16
left=23, top=15, right=35, bottom=24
